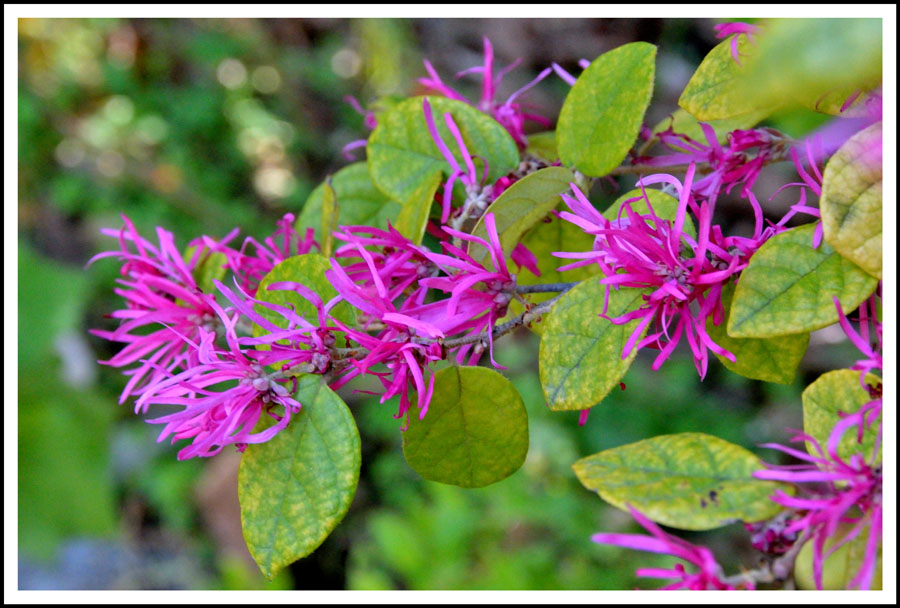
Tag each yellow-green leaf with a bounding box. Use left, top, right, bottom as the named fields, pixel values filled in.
left=573, top=433, right=788, bottom=530
left=679, top=36, right=775, bottom=120
left=603, top=187, right=696, bottom=239
left=320, top=179, right=338, bottom=258
left=727, top=223, right=878, bottom=338
left=402, top=366, right=528, bottom=488
left=540, top=281, right=650, bottom=411
left=707, top=281, right=809, bottom=384
left=469, top=166, right=574, bottom=267
left=802, top=369, right=882, bottom=464
left=557, top=42, right=657, bottom=176
left=794, top=520, right=882, bottom=590
left=367, top=95, right=518, bottom=207
left=525, top=130, right=558, bottom=162
left=820, top=123, right=883, bottom=279
left=296, top=162, right=400, bottom=243
left=392, top=169, right=442, bottom=245
left=238, top=375, right=361, bottom=579
left=256, top=254, right=357, bottom=329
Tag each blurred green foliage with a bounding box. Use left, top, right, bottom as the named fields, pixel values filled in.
left=18, top=17, right=842, bottom=590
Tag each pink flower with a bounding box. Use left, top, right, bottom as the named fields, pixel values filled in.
left=134, top=296, right=302, bottom=460
left=89, top=215, right=219, bottom=403
left=420, top=37, right=552, bottom=149
left=592, top=505, right=745, bottom=590
left=555, top=169, right=741, bottom=378
left=713, top=22, right=761, bottom=66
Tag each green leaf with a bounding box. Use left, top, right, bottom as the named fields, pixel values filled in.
left=320, top=179, right=338, bottom=258
left=402, top=366, right=529, bottom=488
left=651, top=107, right=770, bottom=149
left=256, top=253, right=357, bottom=329
left=678, top=36, right=775, bottom=120
left=727, top=223, right=878, bottom=338
left=794, top=520, right=882, bottom=590
left=296, top=162, right=401, bottom=243
left=392, top=169, right=442, bottom=245
left=508, top=210, right=601, bottom=334
left=184, top=246, right=227, bottom=295
left=802, top=369, right=882, bottom=464
left=469, top=166, right=574, bottom=266
left=820, top=123, right=882, bottom=279
left=603, top=188, right=696, bottom=239
left=572, top=433, right=787, bottom=530
left=707, top=282, right=809, bottom=384
left=367, top=95, right=519, bottom=206
left=557, top=42, right=657, bottom=176
left=796, top=83, right=878, bottom=117
left=525, top=130, right=558, bottom=162
left=742, top=19, right=882, bottom=116
left=540, top=281, right=650, bottom=411
left=238, top=375, right=361, bottom=579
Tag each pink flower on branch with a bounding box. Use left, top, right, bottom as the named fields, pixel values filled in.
left=713, top=21, right=761, bottom=66
left=420, top=37, right=552, bottom=149
left=592, top=505, right=745, bottom=590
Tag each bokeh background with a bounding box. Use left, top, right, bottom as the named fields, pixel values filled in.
left=17, top=17, right=860, bottom=590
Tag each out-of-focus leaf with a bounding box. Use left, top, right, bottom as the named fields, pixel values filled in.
left=820, top=123, right=883, bottom=279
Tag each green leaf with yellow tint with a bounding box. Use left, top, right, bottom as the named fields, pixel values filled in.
left=573, top=433, right=788, bottom=530
left=525, top=130, right=558, bottom=162
left=256, top=254, right=357, bottom=329
left=540, top=281, right=650, bottom=411
left=402, top=366, right=529, bottom=488
left=651, top=107, right=770, bottom=149
left=392, top=169, right=442, bottom=245
left=741, top=18, right=882, bottom=117
left=707, top=282, right=809, bottom=384
left=508, top=209, right=601, bottom=334
left=469, top=166, right=574, bottom=267
left=803, top=369, right=882, bottom=464
left=557, top=42, right=657, bottom=176
left=727, top=223, right=878, bottom=338
left=238, top=375, right=361, bottom=579
left=794, top=520, right=882, bottom=590
left=320, top=179, right=338, bottom=258
left=296, top=162, right=400, bottom=243
left=367, top=95, right=518, bottom=206
left=820, top=123, right=883, bottom=279
left=184, top=245, right=227, bottom=295
left=679, top=36, right=774, bottom=120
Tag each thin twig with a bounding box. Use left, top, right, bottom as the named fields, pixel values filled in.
left=721, top=529, right=812, bottom=588
left=515, top=282, right=579, bottom=294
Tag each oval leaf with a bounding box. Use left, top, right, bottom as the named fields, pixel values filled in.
left=540, top=281, right=650, bottom=411
left=678, top=36, right=775, bottom=120
left=256, top=253, right=357, bottom=328
left=238, top=375, right=361, bottom=578
left=525, top=130, right=558, bottom=162
left=727, top=223, right=878, bottom=338
left=802, top=369, right=882, bottom=464
left=707, top=281, right=809, bottom=384
left=367, top=95, right=519, bottom=206
left=402, top=366, right=528, bottom=488
left=296, top=162, right=401, bottom=243
left=794, top=520, right=882, bottom=590
left=557, top=42, right=657, bottom=176
left=820, top=123, right=882, bottom=279
left=469, top=166, right=574, bottom=266
left=391, top=169, right=442, bottom=245
left=573, top=433, right=788, bottom=530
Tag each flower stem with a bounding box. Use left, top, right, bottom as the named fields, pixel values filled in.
left=515, top=281, right=580, bottom=294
